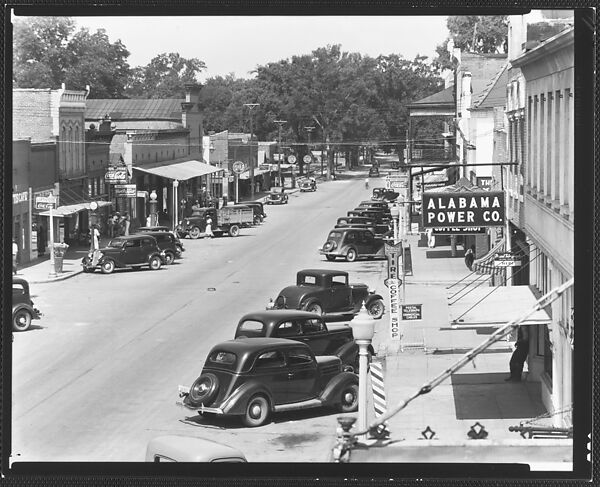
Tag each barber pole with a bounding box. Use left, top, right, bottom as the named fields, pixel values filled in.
left=370, top=359, right=390, bottom=436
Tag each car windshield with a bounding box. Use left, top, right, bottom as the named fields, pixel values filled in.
left=107, top=239, right=125, bottom=248
left=237, top=320, right=265, bottom=338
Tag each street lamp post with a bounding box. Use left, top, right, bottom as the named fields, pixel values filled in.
left=349, top=303, right=376, bottom=437
left=274, top=120, right=286, bottom=187
left=244, top=103, right=260, bottom=200
left=172, top=179, right=179, bottom=231
left=149, top=190, right=158, bottom=227
left=305, top=126, right=315, bottom=177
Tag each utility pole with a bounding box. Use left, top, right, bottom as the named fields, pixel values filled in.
left=305, top=126, right=315, bottom=177
left=244, top=103, right=260, bottom=200
left=274, top=120, right=287, bottom=187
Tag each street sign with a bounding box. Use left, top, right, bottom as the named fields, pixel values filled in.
left=232, top=161, right=245, bottom=174
left=422, top=191, right=505, bottom=228
left=387, top=278, right=401, bottom=341
left=401, top=304, right=422, bottom=321
left=433, top=227, right=486, bottom=235
left=288, top=155, right=297, bottom=164
left=303, top=155, right=312, bottom=164
left=494, top=252, right=522, bottom=267
left=114, top=184, right=137, bottom=197
left=35, top=195, right=57, bottom=210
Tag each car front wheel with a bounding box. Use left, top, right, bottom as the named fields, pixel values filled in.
left=101, top=260, right=115, bottom=274
left=242, top=395, right=270, bottom=427
left=367, top=299, right=385, bottom=319
left=346, top=248, right=357, bottom=262
left=189, top=226, right=201, bottom=239
left=337, top=383, right=359, bottom=413
left=149, top=256, right=162, bottom=270
left=164, top=251, right=175, bottom=265
left=13, top=309, right=32, bottom=332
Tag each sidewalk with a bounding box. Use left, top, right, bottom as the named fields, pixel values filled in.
left=368, top=233, right=545, bottom=442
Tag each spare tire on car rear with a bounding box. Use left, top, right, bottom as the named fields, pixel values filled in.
left=187, top=373, right=219, bottom=407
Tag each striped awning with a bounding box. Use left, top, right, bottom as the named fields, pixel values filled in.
left=38, top=200, right=112, bottom=217
left=472, top=237, right=506, bottom=275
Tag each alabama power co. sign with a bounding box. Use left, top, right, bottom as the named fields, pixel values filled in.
left=422, top=191, right=505, bottom=228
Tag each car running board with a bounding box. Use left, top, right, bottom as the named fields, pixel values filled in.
left=273, top=398, right=323, bottom=412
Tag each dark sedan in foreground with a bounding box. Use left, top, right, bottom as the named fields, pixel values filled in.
left=178, top=338, right=358, bottom=427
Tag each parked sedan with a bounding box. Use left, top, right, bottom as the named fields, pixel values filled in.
left=81, top=235, right=165, bottom=274
left=135, top=230, right=184, bottom=264
left=320, top=228, right=386, bottom=263
left=266, top=188, right=289, bottom=205
left=178, top=338, right=358, bottom=427
left=12, top=277, right=42, bottom=332
left=234, top=310, right=367, bottom=371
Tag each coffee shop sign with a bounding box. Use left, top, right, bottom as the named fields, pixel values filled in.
left=422, top=191, right=505, bottom=228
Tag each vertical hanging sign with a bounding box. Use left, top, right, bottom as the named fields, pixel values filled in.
left=384, top=242, right=402, bottom=341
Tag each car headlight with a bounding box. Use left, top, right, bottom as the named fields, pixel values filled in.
left=160, top=251, right=166, bottom=256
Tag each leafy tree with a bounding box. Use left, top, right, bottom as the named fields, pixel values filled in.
left=13, top=17, right=75, bottom=87
left=65, top=28, right=131, bottom=98
left=125, top=52, right=206, bottom=98
left=13, top=17, right=131, bottom=96
left=433, top=16, right=508, bottom=71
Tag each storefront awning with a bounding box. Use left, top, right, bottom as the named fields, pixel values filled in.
left=239, top=167, right=271, bottom=180
left=133, top=159, right=223, bottom=181
left=38, top=200, right=112, bottom=217
left=447, top=285, right=551, bottom=328
left=473, top=237, right=506, bottom=275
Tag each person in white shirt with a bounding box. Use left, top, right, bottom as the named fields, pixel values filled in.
left=12, top=239, right=18, bottom=275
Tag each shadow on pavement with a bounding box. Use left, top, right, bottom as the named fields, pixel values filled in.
left=450, top=372, right=547, bottom=420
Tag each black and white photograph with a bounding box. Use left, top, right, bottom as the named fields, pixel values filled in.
left=4, top=4, right=594, bottom=482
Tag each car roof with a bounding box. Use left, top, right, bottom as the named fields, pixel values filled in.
left=146, top=435, right=247, bottom=462
left=12, top=277, right=29, bottom=286
left=212, top=337, right=308, bottom=354
left=298, top=269, right=349, bottom=277
left=138, top=226, right=170, bottom=231
left=239, top=310, right=322, bottom=323
left=113, top=235, right=156, bottom=241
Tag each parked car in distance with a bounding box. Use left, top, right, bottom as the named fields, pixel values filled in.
left=348, top=209, right=390, bottom=224
left=234, top=310, right=369, bottom=372
left=372, top=187, right=399, bottom=202
left=368, top=166, right=380, bottom=177
left=358, top=200, right=390, bottom=210
left=178, top=338, right=358, bottom=427
left=266, top=188, right=289, bottom=205
left=299, top=177, right=317, bottom=192
left=135, top=230, right=184, bottom=265
left=334, top=223, right=392, bottom=240
left=146, top=435, right=247, bottom=463
left=12, top=277, right=42, bottom=332
left=267, top=269, right=385, bottom=319
left=242, top=201, right=267, bottom=224
left=81, top=235, right=165, bottom=274
left=320, top=228, right=386, bottom=263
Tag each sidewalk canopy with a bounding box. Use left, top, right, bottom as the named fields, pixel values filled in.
left=38, top=201, right=112, bottom=217
left=133, top=159, right=223, bottom=181
left=447, top=285, right=551, bottom=328
left=239, top=167, right=271, bottom=180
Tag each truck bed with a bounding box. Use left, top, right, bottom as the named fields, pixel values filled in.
left=218, top=207, right=254, bottom=225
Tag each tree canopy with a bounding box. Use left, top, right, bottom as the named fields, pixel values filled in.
left=433, top=15, right=508, bottom=71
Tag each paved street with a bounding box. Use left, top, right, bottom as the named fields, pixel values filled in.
left=12, top=171, right=386, bottom=463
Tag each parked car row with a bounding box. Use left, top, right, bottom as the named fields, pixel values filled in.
left=177, top=267, right=388, bottom=428
left=319, top=193, right=396, bottom=262
left=81, top=227, right=185, bottom=274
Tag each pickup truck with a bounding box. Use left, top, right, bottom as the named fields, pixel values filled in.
left=234, top=310, right=371, bottom=372
left=177, top=206, right=254, bottom=238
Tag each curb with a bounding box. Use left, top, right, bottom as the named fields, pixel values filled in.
left=29, top=268, right=84, bottom=284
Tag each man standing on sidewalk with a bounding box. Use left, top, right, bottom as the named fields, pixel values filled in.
left=506, top=326, right=529, bottom=382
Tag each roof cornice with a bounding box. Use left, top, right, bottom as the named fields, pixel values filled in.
left=511, top=27, right=574, bottom=69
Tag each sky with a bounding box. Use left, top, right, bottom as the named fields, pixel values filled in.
left=69, top=16, right=449, bottom=81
